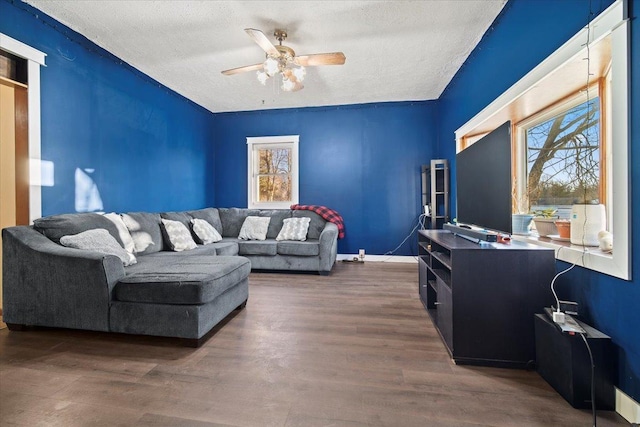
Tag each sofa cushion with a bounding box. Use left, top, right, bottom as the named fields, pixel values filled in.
left=60, top=228, right=137, bottom=266
left=161, top=218, right=197, bottom=252
left=122, top=212, right=164, bottom=255
left=276, top=217, right=311, bottom=241
left=116, top=256, right=250, bottom=305
left=258, top=210, right=292, bottom=239
left=214, top=239, right=239, bottom=256
left=190, top=218, right=222, bottom=244
left=238, top=240, right=277, bottom=256
left=137, top=244, right=219, bottom=259
left=218, top=208, right=259, bottom=238
left=186, top=208, right=223, bottom=235
left=277, top=240, right=320, bottom=256
left=292, top=211, right=326, bottom=239
left=238, top=216, right=270, bottom=240
left=34, top=213, right=124, bottom=246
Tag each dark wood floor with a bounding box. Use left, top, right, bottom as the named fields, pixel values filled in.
left=0, top=262, right=629, bottom=426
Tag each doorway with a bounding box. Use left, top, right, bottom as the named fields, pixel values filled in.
left=0, top=48, right=33, bottom=314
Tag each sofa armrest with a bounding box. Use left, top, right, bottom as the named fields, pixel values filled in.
left=318, top=222, right=338, bottom=274
left=2, top=226, right=125, bottom=331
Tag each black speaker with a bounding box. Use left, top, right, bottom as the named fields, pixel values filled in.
left=534, top=313, right=615, bottom=410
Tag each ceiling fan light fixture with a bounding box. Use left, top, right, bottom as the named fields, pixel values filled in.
left=263, top=57, right=279, bottom=77
left=256, top=70, right=268, bottom=85
left=281, top=76, right=295, bottom=92
left=221, top=28, right=346, bottom=93
left=291, top=65, right=306, bottom=83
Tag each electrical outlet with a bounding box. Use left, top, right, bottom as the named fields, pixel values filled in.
left=358, top=249, right=365, bottom=260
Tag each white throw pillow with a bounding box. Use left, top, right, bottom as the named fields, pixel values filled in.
left=103, top=212, right=136, bottom=255
left=60, top=228, right=137, bottom=266
left=238, top=216, right=270, bottom=240
left=276, top=217, right=311, bottom=241
left=191, top=218, right=222, bottom=244
left=161, top=218, right=197, bottom=251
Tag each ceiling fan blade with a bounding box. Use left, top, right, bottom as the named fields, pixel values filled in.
left=221, top=63, right=263, bottom=76
left=295, top=52, right=346, bottom=67
left=245, top=28, right=279, bottom=57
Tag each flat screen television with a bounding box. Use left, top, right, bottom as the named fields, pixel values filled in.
left=456, top=121, right=512, bottom=234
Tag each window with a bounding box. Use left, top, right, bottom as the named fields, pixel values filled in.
left=517, top=91, right=605, bottom=221
left=455, top=0, right=630, bottom=280
left=247, top=135, right=299, bottom=209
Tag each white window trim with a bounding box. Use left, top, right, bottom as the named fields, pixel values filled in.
left=246, top=135, right=299, bottom=209
left=0, top=33, right=46, bottom=223
left=455, top=1, right=630, bottom=280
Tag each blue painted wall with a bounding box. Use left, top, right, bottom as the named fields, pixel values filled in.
left=0, top=0, right=216, bottom=215
left=438, top=0, right=639, bottom=401
left=213, top=102, right=437, bottom=255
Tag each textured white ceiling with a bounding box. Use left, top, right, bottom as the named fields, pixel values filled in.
left=24, top=0, right=507, bottom=113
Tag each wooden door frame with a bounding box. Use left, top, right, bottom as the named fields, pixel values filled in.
left=0, top=33, right=46, bottom=223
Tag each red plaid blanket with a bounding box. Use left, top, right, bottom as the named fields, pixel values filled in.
left=290, top=204, right=345, bottom=239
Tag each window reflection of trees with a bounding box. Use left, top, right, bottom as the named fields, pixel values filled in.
left=258, top=148, right=292, bottom=202
left=527, top=99, right=600, bottom=209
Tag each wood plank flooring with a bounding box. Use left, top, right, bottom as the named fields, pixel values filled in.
left=0, top=262, right=629, bottom=426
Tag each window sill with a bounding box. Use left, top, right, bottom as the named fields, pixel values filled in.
left=248, top=202, right=296, bottom=210
left=511, top=234, right=626, bottom=279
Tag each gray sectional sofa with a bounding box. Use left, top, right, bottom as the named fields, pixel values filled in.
left=1, top=207, right=338, bottom=345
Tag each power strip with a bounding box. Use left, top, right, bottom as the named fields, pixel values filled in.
left=545, top=307, right=586, bottom=335
left=341, top=258, right=364, bottom=263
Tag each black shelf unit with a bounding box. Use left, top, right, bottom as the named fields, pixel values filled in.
left=418, top=229, right=556, bottom=368
left=421, top=159, right=449, bottom=229
left=535, top=314, right=615, bottom=410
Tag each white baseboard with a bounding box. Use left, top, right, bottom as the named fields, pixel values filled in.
left=337, top=254, right=417, bottom=263
left=616, top=387, right=640, bottom=423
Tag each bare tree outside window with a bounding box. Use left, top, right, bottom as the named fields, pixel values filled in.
left=526, top=98, right=600, bottom=211
left=257, top=147, right=292, bottom=202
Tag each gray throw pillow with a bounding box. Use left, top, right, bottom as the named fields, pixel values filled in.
left=238, top=216, right=270, bottom=240
left=60, top=229, right=137, bottom=266
left=161, top=218, right=197, bottom=251
left=191, top=218, right=222, bottom=244
left=276, top=217, right=311, bottom=241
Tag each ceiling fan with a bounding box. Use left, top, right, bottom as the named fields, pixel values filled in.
left=221, top=28, right=346, bottom=92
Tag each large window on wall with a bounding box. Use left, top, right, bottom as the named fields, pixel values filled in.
left=455, top=0, right=629, bottom=280
left=247, top=135, right=299, bottom=209
left=518, top=88, right=606, bottom=221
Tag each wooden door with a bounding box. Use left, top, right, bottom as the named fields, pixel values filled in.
left=0, top=77, right=29, bottom=312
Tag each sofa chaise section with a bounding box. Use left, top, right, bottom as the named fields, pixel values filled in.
left=110, top=255, right=250, bottom=343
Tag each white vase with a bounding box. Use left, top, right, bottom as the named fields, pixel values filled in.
left=570, top=204, right=606, bottom=246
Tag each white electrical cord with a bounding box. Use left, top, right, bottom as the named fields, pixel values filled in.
left=381, top=213, right=427, bottom=260
left=551, top=257, right=577, bottom=315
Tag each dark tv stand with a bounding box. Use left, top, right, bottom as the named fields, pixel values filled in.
left=418, top=230, right=555, bottom=368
